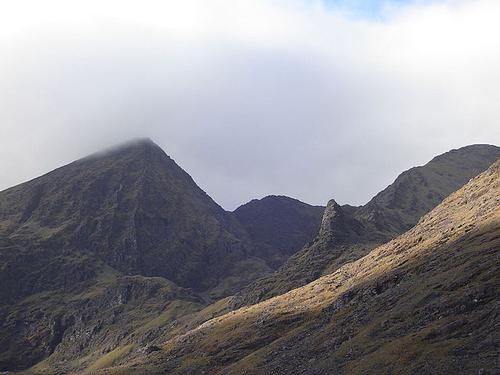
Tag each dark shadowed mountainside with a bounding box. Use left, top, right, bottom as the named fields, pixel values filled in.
left=0, top=138, right=271, bottom=297
left=354, top=144, right=500, bottom=235
left=233, top=195, right=324, bottom=268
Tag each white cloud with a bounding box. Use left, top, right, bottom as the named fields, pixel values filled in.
left=0, top=0, right=499, bottom=209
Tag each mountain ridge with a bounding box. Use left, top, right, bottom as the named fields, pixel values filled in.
left=235, top=143, right=500, bottom=306
left=0, top=139, right=498, bottom=373
left=233, top=195, right=325, bottom=268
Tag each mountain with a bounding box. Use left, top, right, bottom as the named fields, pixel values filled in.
left=236, top=144, right=500, bottom=305
left=0, top=141, right=498, bottom=373
left=106, top=158, right=500, bottom=375
left=354, top=143, right=500, bottom=235
left=0, top=139, right=329, bottom=372
left=0, top=138, right=272, bottom=297
left=233, top=196, right=324, bottom=268
left=0, top=139, right=272, bottom=371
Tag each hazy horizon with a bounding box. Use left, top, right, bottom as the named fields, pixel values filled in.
left=0, top=137, right=497, bottom=211
left=1, top=0, right=499, bottom=209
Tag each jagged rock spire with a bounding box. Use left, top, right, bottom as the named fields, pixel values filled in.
left=318, top=199, right=350, bottom=243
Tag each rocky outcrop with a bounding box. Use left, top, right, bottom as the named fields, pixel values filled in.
left=0, top=272, right=203, bottom=372
left=318, top=199, right=364, bottom=245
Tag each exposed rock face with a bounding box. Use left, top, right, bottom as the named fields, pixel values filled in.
left=109, top=158, right=500, bottom=375
left=235, top=144, right=500, bottom=306
left=0, top=270, right=203, bottom=372
left=233, top=195, right=324, bottom=268
left=318, top=199, right=364, bottom=245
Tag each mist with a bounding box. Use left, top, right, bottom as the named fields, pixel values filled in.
left=1, top=0, right=499, bottom=209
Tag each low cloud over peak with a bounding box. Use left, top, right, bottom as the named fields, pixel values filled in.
left=1, top=0, right=499, bottom=209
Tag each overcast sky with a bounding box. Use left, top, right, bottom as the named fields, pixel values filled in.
left=1, top=0, right=499, bottom=210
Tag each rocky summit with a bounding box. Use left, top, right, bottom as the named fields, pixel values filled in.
left=0, top=140, right=498, bottom=374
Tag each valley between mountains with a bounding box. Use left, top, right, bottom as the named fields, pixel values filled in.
left=0, top=139, right=498, bottom=374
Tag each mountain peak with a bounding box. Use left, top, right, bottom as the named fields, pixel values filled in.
left=80, top=137, right=165, bottom=163
left=0, top=137, right=247, bottom=293
left=233, top=194, right=325, bottom=265
left=114, top=137, right=159, bottom=151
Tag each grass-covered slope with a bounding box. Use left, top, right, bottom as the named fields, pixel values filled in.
left=106, top=158, right=500, bottom=375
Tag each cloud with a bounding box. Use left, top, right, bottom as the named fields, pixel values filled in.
left=0, top=0, right=499, bottom=209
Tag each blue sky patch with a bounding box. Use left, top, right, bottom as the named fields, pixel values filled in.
left=321, top=0, right=439, bottom=20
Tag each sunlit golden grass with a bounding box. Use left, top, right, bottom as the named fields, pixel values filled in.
left=84, top=344, right=135, bottom=374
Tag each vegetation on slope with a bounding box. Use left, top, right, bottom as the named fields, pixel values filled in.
left=1, top=141, right=498, bottom=373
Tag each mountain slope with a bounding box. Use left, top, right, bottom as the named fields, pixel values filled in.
left=354, top=143, right=500, bottom=234
left=0, top=138, right=268, bottom=296
left=233, top=196, right=324, bottom=268
left=0, top=139, right=270, bottom=371
left=1, top=142, right=498, bottom=373
left=107, top=158, right=500, bottom=375
left=0, top=139, right=330, bottom=372
left=236, top=144, right=500, bottom=305
left=0, top=269, right=204, bottom=372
